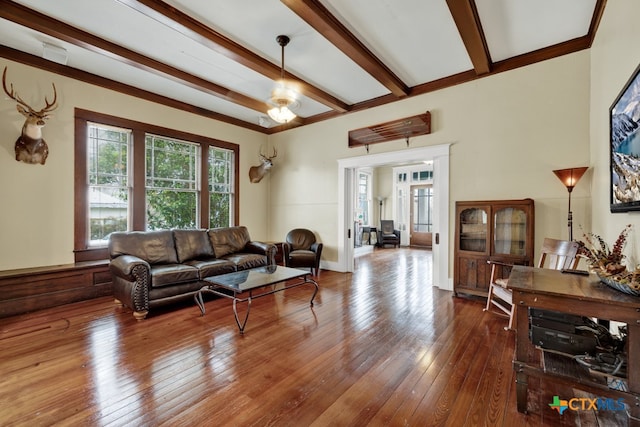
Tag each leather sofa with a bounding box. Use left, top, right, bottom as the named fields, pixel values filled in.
left=109, top=226, right=276, bottom=320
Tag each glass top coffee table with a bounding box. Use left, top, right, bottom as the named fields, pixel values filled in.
left=195, top=265, right=318, bottom=334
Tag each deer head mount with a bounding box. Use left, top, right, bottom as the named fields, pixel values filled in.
left=248, top=146, right=277, bottom=183
left=2, top=66, right=58, bottom=165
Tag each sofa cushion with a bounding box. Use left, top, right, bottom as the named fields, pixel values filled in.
left=109, top=230, right=178, bottom=264
left=150, top=264, right=199, bottom=288
left=221, top=253, right=267, bottom=270
left=289, top=250, right=316, bottom=266
left=208, top=226, right=251, bottom=258
left=185, top=259, right=236, bottom=279
left=173, top=229, right=215, bottom=263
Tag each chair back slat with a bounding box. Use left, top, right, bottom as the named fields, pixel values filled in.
left=537, top=238, right=580, bottom=270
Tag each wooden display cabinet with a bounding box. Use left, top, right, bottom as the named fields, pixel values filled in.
left=454, top=199, right=534, bottom=297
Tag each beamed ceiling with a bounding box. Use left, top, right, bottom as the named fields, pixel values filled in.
left=0, top=0, right=606, bottom=134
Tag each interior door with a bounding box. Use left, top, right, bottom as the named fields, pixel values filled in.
left=410, top=184, right=433, bottom=247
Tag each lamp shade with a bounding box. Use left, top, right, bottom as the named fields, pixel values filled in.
left=553, top=167, right=588, bottom=192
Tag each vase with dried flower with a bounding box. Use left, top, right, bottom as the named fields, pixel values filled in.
left=578, top=224, right=640, bottom=296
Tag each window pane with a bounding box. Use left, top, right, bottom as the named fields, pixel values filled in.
left=146, top=190, right=197, bottom=229
left=87, top=123, right=130, bottom=244
left=357, top=172, right=370, bottom=225
left=209, top=147, right=234, bottom=228
left=413, top=187, right=433, bottom=232
left=146, top=135, right=199, bottom=230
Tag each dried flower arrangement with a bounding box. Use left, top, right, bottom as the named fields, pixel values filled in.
left=578, top=224, right=640, bottom=295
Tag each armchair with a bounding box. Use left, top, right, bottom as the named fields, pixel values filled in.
left=283, top=228, right=323, bottom=276
left=377, top=220, right=400, bottom=248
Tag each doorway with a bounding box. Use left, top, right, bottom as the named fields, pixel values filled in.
left=337, top=144, right=451, bottom=290
left=410, top=184, right=433, bottom=248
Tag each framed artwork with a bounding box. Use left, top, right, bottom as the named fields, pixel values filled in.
left=610, top=62, right=640, bottom=212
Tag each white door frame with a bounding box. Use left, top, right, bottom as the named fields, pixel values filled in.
left=337, top=144, right=451, bottom=290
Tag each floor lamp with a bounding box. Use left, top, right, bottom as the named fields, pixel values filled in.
left=553, top=167, right=588, bottom=241
left=377, top=196, right=386, bottom=227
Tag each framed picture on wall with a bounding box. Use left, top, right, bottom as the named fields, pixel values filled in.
left=610, top=62, right=640, bottom=212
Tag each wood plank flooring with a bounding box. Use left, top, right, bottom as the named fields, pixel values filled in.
left=0, top=248, right=630, bottom=426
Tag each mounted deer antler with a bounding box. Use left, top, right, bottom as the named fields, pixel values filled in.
left=2, top=66, right=58, bottom=165
left=248, top=146, right=277, bottom=183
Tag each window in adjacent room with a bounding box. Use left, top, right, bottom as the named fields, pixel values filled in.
left=357, top=170, right=372, bottom=226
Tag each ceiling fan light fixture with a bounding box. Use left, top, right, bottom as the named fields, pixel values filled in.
left=267, top=34, right=299, bottom=124
left=267, top=86, right=299, bottom=123
left=268, top=105, right=297, bottom=123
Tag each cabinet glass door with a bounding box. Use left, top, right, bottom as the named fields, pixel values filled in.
left=494, top=207, right=527, bottom=255
left=459, top=207, right=488, bottom=252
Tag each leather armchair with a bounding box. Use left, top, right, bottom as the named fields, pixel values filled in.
left=283, top=228, right=323, bottom=276
left=377, top=220, right=400, bottom=248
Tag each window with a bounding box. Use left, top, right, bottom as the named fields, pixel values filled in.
left=412, top=170, right=433, bottom=182
left=413, top=186, right=433, bottom=232
left=87, top=123, right=131, bottom=246
left=74, top=109, right=239, bottom=261
left=145, top=135, right=199, bottom=230
left=356, top=170, right=372, bottom=225
left=209, top=147, right=234, bottom=228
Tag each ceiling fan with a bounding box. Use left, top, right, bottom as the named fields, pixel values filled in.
left=267, top=35, right=300, bottom=124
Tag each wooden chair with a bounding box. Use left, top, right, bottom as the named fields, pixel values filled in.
left=484, top=237, right=580, bottom=330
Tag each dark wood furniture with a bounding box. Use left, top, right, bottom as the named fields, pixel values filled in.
left=454, top=198, right=534, bottom=298
left=508, top=266, right=640, bottom=422
left=0, top=260, right=112, bottom=318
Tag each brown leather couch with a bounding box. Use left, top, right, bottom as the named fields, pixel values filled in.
left=109, top=226, right=276, bottom=320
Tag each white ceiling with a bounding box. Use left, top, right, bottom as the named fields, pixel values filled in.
left=0, top=0, right=603, bottom=133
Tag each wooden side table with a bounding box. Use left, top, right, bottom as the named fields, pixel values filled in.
left=508, top=266, right=640, bottom=423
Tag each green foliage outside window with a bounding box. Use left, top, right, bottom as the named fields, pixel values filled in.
left=88, top=125, right=129, bottom=241
left=87, top=124, right=235, bottom=241
left=146, top=135, right=198, bottom=230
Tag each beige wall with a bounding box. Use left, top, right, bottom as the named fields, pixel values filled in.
left=0, top=59, right=268, bottom=270
left=268, top=52, right=592, bottom=284
left=590, top=0, right=640, bottom=267
left=8, top=3, right=635, bottom=279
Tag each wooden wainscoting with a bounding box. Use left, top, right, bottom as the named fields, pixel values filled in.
left=0, top=260, right=112, bottom=318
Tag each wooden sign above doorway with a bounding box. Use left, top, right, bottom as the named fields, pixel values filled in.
left=348, top=111, right=431, bottom=152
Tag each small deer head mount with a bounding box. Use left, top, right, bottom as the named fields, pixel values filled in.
left=2, top=66, right=58, bottom=165
left=248, top=146, right=277, bottom=183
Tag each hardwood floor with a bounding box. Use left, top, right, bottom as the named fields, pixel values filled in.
left=0, top=248, right=629, bottom=426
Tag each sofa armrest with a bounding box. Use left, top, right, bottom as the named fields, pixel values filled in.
left=109, top=255, right=151, bottom=320
left=245, top=241, right=277, bottom=266
left=110, top=255, right=150, bottom=280
left=282, top=242, right=292, bottom=265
